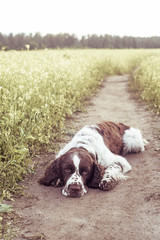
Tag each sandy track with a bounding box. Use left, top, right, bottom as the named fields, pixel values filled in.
left=13, top=75, right=160, bottom=240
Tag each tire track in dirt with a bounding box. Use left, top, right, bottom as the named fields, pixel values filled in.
left=13, top=75, right=160, bottom=240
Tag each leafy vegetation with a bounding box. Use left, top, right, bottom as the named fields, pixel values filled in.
left=0, top=204, right=13, bottom=213
left=0, top=210, right=18, bottom=240
left=131, top=53, right=160, bottom=114
left=0, top=49, right=159, bottom=200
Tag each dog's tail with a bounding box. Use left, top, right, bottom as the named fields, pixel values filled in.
left=122, top=127, right=149, bottom=155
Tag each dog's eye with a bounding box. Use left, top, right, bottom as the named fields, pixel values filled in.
left=64, top=168, right=71, bottom=173
left=82, top=170, right=89, bottom=176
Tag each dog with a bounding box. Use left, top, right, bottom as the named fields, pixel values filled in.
left=39, top=121, right=148, bottom=197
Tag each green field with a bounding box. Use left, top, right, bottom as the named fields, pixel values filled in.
left=0, top=49, right=160, bottom=200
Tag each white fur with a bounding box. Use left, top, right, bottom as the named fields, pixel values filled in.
left=102, top=163, right=129, bottom=182
left=123, top=127, right=148, bottom=154
left=99, top=163, right=129, bottom=191
left=73, top=154, right=80, bottom=172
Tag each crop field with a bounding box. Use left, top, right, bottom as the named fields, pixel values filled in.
left=132, top=54, right=160, bottom=114
left=0, top=49, right=160, bottom=200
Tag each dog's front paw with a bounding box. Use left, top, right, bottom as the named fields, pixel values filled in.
left=99, top=177, right=117, bottom=191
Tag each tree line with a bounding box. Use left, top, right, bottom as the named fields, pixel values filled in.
left=0, top=32, right=160, bottom=50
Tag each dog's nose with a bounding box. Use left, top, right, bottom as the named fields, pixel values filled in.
left=68, top=184, right=82, bottom=193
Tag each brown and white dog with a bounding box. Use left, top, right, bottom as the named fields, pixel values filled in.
left=39, top=121, right=148, bottom=197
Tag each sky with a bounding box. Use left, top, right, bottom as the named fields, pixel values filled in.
left=1, top=0, right=160, bottom=37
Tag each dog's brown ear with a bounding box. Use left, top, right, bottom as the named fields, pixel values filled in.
left=87, top=160, right=105, bottom=188
left=38, top=158, right=63, bottom=187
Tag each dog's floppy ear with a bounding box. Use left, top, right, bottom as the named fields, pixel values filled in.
left=87, top=154, right=105, bottom=188
left=38, top=157, right=63, bottom=187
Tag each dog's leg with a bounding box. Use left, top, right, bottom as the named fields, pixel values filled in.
left=99, top=156, right=131, bottom=191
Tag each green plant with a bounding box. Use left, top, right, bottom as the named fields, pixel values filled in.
left=0, top=49, right=159, bottom=199
left=131, top=52, right=160, bottom=114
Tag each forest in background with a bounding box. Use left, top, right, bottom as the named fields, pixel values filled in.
left=1, top=32, right=160, bottom=50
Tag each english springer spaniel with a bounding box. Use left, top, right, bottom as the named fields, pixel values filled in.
left=39, top=121, right=148, bottom=197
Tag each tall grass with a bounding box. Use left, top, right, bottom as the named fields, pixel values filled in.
left=131, top=52, right=160, bottom=114
left=0, top=49, right=158, bottom=199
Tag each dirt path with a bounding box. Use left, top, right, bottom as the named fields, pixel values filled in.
left=13, top=75, right=160, bottom=240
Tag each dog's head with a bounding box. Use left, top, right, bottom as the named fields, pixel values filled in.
left=39, top=148, right=104, bottom=197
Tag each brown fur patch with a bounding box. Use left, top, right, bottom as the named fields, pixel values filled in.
left=97, top=121, right=129, bottom=154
